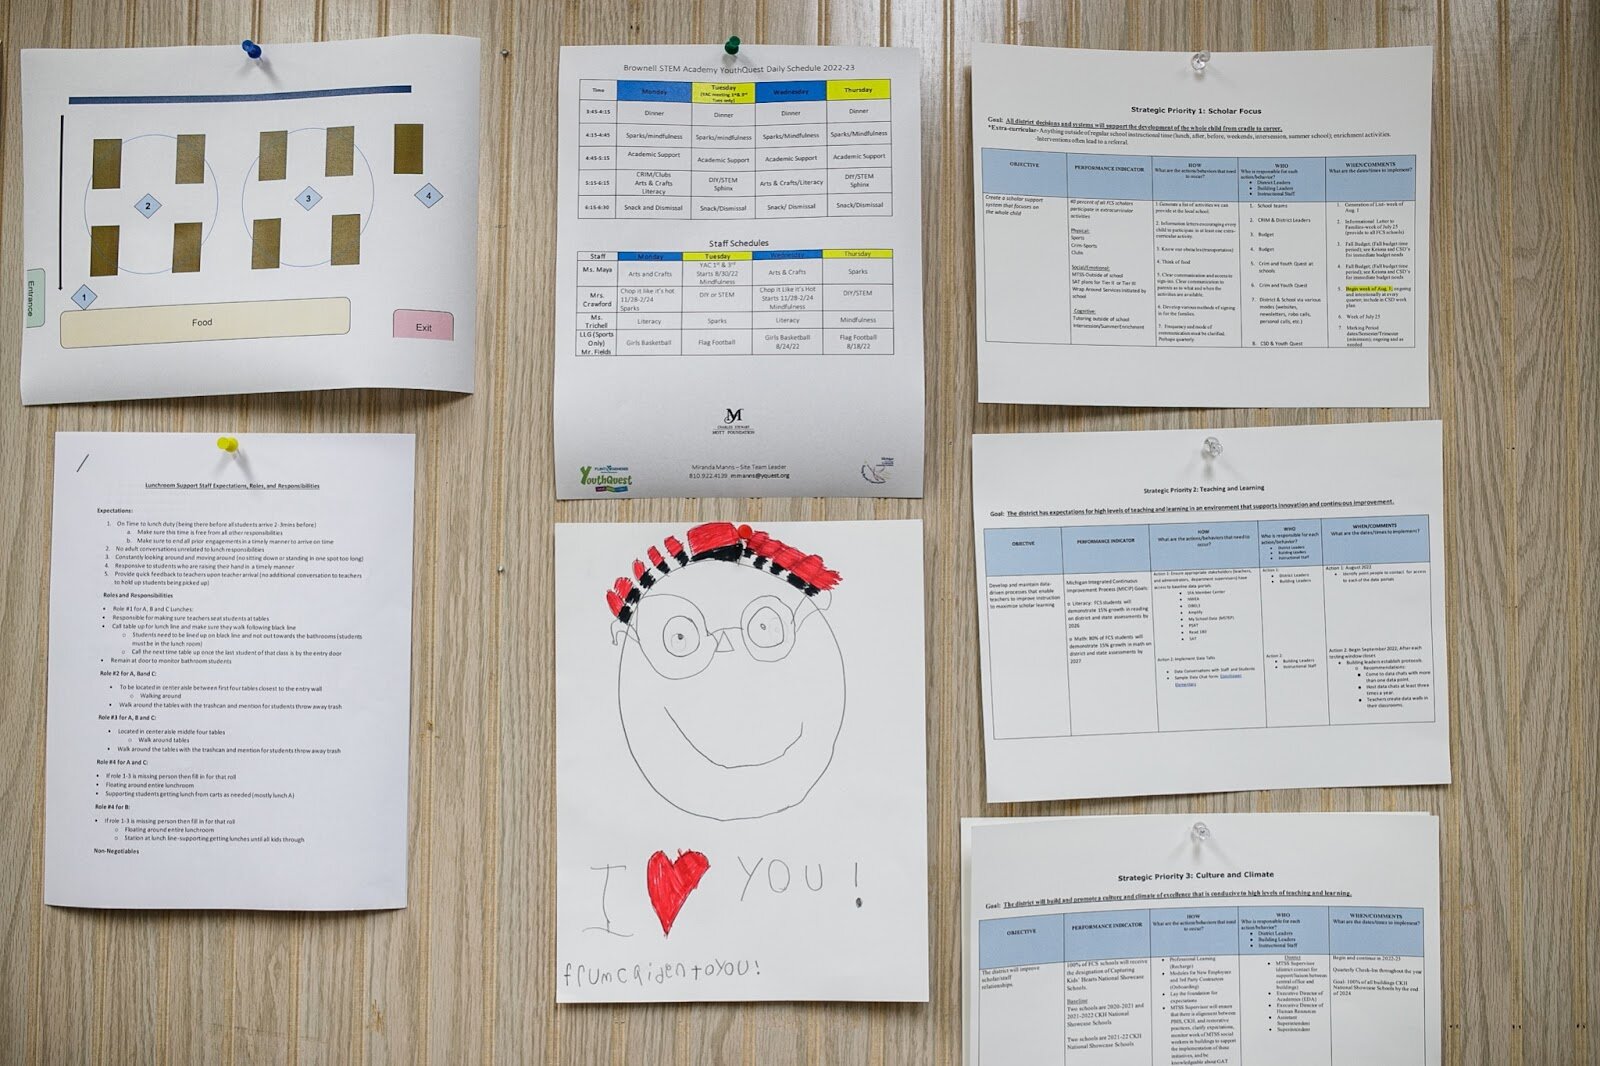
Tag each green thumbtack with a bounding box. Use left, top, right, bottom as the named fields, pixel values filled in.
left=724, top=36, right=741, bottom=55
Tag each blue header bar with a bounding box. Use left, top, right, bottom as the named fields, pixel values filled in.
left=1067, top=153, right=1154, bottom=200
left=752, top=248, right=823, bottom=260
left=1150, top=521, right=1261, bottom=572
left=1063, top=524, right=1150, bottom=575
left=982, top=148, right=1069, bottom=197
left=756, top=81, right=827, bottom=103
left=1329, top=907, right=1425, bottom=957
left=618, top=251, right=683, bottom=261
left=1327, top=155, right=1418, bottom=201
left=984, top=527, right=1063, bottom=578
left=1239, top=157, right=1326, bottom=201
left=619, top=80, right=692, bottom=103
left=978, top=914, right=1064, bottom=969
left=1153, top=156, right=1240, bottom=202
left=1322, top=515, right=1430, bottom=565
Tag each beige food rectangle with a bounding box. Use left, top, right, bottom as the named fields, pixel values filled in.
left=171, top=222, right=202, bottom=273
left=251, top=218, right=281, bottom=269
left=325, top=126, right=354, bottom=177
left=393, top=124, right=424, bottom=174
left=91, top=139, right=122, bottom=189
left=259, top=130, right=288, bottom=181
left=89, top=226, right=119, bottom=276
left=330, top=214, right=361, bottom=266
left=175, top=134, right=205, bottom=184
left=60, top=298, right=351, bottom=349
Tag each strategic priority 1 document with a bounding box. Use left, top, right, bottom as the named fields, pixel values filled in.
left=44, top=432, right=415, bottom=910
left=963, top=813, right=1442, bottom=1066
left=972, top=421, right=1448, bottom=802
left=972, top=45, right=1432, bottom=407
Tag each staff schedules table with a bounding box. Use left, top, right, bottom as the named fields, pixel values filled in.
left=577, top=78, right=894, bottom=219
left=980, top=150, right=1418, bottom=349
left=977, top=904, right=1427, bottom=1065
left=982, top=515, right=1436, bottom=740
left=576, top=248, right=894, bottom=356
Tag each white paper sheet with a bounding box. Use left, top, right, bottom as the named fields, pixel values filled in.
left=971, top=45, right=1432, bottom=407
left=44, top=432, right=415, bottom=910
left=21, top=37, right=480, bottom=404
left=963, top=812, right=1442, bottom=1066
left=553, top=46, right=925, bottom=498
left=555, top=520, right=928, bottom=1001
left=972, top=420, right=1449, bottom=801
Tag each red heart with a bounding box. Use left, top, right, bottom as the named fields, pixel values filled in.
left=646, top=849, right=711, bottom=936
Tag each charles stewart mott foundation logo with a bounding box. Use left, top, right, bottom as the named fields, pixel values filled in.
left=580, top=465, right=632, bottom=493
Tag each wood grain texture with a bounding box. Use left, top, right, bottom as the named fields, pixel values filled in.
left=0, top=0, right=1595, bottom=1062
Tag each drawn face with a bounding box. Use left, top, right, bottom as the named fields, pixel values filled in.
left=613, top=561, right=845, bottom=821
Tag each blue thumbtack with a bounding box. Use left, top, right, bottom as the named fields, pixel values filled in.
left=723, top=36, right=741, bottom=56
left=242, top=39, right=263, bottom=60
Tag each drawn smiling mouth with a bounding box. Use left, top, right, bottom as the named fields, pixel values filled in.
left=660, top=705, right=803, bottom=769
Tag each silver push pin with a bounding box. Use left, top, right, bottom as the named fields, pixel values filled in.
left=1202, top=436, right=1223, bottom=460
left=1191, top=50, right=1211, bottom=75
left=1191, top=821, right=1211, bottom=843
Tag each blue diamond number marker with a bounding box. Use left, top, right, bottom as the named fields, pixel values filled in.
left=296, top=186, right=323, bottom=211
left=415, top=183, right=443, bottom=208
left=72, top=285, right=97, bottom=310
left=135, top=193, right=162, bottom=218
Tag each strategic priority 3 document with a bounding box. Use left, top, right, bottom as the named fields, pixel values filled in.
left=554, top=46, right=925, bottom=498
left=962, top=813, right=1442, bottom=1066
left=972, top=45, right=1432, bottom=407
left=972, top=421, right=1448, bottom=802
left=44, top=432, right=415, bottom=909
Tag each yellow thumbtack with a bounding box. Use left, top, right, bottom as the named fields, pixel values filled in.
left=217, top=436, right=239, bottom=453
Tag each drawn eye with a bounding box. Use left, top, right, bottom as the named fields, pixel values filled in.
left=745, top=606, right=784, bottom=649
left=662, top=615, right=700, bottom=658
left=740, top=596, right=796, bottom=662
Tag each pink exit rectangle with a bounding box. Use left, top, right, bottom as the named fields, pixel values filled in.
left=392, top=309, right=454, bottom=341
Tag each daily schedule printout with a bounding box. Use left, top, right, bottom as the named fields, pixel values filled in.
left=972, top=421, right=1448, bottom=802
left=554, top=46, right=924, bottom=498
left=962, top=813, right=1442, bottom=1066
left=44, top=432, right=415, bottom=909
left=972, top=45, right=1432, bottom=407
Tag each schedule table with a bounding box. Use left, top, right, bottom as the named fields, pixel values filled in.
left=978, top=905, right=1427, bottom=1065
left=980, top=150, right=1419, bottom=349
left=981, top=516, right=1437, bottom=739
left=576, top=78, right=894, bottom=219
left=575, top=248, right=894, bottom=356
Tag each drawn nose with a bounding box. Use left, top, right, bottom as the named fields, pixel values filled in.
left=713, top=630, right=735, bottom=653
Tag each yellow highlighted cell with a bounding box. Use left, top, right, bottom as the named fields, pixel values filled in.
left=826, top=79, right=890, bottom=101
left=683, top=250, right=753, bottom=261
left=692, top=82, right=755, bottom=104
left=822, top=248, right=893, bottom=259
left=1346, top=285, right=1394, bottom=292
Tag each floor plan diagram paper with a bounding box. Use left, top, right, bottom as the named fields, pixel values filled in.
left=555, top=520, right=928, bottom=1001
left=971, top=45, right=1432, bottom=407
left=972, top=420, right=1448, bottom=801
left=44, top=432, right=416, bottom=910
left=554, top=46, right=925, bottom=498
left=22, top=37, right=479, bottom=404
left=963, top=813, right=1442, bottom=1066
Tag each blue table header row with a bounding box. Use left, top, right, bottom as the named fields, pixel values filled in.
left=616, top=80, right=833, bottom=102
left=985, top=516, right=1430, bottom=576
left=981, top=148, right=1417, bottom=202
left=978, top=906, right=1425, bottom=968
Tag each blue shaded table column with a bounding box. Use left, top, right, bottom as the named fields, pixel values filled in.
left=979, top=148, right=1071, bottom=344
left=1239, top=158, right=1328, bottom=347
left=1066, top=153, right=1156, bottom=345
left=1152, top=156, right=1243, bottom=346
left=1151, top=908, right=1243, bottom=1062
left=1329, top=908, right=1426, bottom=1065
left=977, top=914, right=1067, bottom=1066
left=1325, top=156, right=1419, bottom=346
left=1239, top=907, right=1333, bottom=1062
left=1062, top=909, right=1153, bottom=1064
left=1320, top=516, right=1435, bottom=725
left=982, top=527, right=1071, bottom=739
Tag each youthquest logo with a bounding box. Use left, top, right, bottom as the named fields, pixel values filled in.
left=580, top=465, right=632, bottom=493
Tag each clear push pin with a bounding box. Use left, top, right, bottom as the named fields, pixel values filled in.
left=1191, top=821, right=1211, bottom=843
left=1202, top=436, right=1223, bottom=460
left=1191, top=50, right=1211, bottom=75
